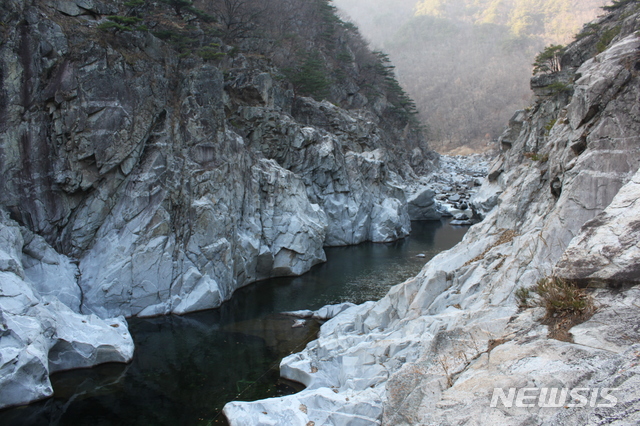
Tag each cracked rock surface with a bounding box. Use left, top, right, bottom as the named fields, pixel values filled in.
left=0, top=0, right=428, bottom=323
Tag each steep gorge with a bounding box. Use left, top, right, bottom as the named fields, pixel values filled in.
left=334, top=0, right=609, bottom=152
left=3, top=0, right=639, bottom=422
left=0, top=0, right=433, bottom=409
left=225, top=1, right=640, bottom=424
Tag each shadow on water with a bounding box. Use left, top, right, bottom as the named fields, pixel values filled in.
left=0, top=220, right=467, bottom=426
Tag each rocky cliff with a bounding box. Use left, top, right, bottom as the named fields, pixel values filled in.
left=0, top=0, right=434, bottom=409
left=225, top=2, right=640, bottom=424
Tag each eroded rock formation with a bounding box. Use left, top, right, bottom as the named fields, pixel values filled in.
left=0, top=212, right=134, bottom=408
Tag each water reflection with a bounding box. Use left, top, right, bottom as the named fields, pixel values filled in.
left=0, top=220, right=466, bottom=426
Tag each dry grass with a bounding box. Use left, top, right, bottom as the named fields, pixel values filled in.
left=534, top=277, right=595, bottom=317
left=487, top=338, right=508, bottom=353
left=464, top=229, right=518, bottom=266
left=515, top=286, right=533, bottom=308
left=520, top=277, right=597, bottom=341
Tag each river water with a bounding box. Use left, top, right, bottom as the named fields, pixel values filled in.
left=0, top=220, right=467, bottom=426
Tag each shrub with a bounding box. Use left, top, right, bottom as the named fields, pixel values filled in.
left=523, top=152, right=549, bottom=162
left=336, top=51, right=352, bottom=63
left=159, top=0, right=193, bottom=15
left=185, top=6, right=216, bottom=23
left=603, top=0, right=637, bottom=12
left=97, top=15, right=142, bottom=32
left=544, top=118, right=557, bottom=132
left=545, top=82, right=572, bottom=97
left=515, top=287, right=533, bottom=308
left=575, top=23, right=599, bottom=40
left=517, top=277, right=597, bottom=341
left=533, top=277, right=595, bottom=317
left=97, top=21, right=129, bottom=32
left=124, top=0, right=145, bottom=7
left=197, top=44, right=225, bottom=61
left=596, top=26, right=621, bottom=53
left=105, top=15, right=142, bottom=26
left=284, top=52, right=331, bottom=100
left=371, top=50, right=419, bottom=122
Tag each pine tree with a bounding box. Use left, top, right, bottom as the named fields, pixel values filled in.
left=286, top=52, right=331, bottom=100
left=533, top=44, right=565, bottom=75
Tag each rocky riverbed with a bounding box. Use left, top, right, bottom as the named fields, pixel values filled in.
left=406, top=154, right=491, bottom=225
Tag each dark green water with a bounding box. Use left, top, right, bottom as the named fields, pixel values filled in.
left=0, top=220, right=466, bottom=426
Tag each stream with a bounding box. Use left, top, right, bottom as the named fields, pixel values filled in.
left=0, top=220, right=467, bottom=426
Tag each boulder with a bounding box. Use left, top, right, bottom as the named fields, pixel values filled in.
left=282, top=302, right=356, bottom=321
left=0, top=214, right=134, bottom=410
left=312, top=303, right=356, bottom=320
left=407, top=188, right=440, bottom=220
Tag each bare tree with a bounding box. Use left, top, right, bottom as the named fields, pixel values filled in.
left=207, top=0, right=265, bottom=40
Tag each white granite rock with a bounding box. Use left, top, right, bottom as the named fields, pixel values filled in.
left=554, top=166, right=640, bottom=285
left=78, top=157, right=329, bottom=318
left=283, top=302, right=357, bottom=321
left=21, top=229, right=82, bottom=311
left=312, top=303, right=357, bottom=320
left=0, top=214, right=134, bottom=410
left=407, top=188, right=439, bottom=220
left=224, top=386, right=385, bottom=426
left=470, top=179, right=502, bottom=218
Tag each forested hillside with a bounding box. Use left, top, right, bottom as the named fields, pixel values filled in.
left=92, top=0, right=423, bottom=135
left=334, top=0, right=608, bottom=152
left=415, top=0, right=607, bottom=41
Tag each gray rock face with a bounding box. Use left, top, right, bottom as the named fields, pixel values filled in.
left=76, top=157, right=329, bottom=318
left=224, top=13, right=640, bottom=426
left=234, top=99, right=412, bottom=246
left=554, top=166, right=640, bottom=285
left=0, top=0, right=419, bottom=321
left=407, top=188, right=439, bottom=220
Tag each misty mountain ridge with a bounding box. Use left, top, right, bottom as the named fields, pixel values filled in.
left=415, top=0, right=608, bottom=41
left=334, top=0, right=609, bottom=152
